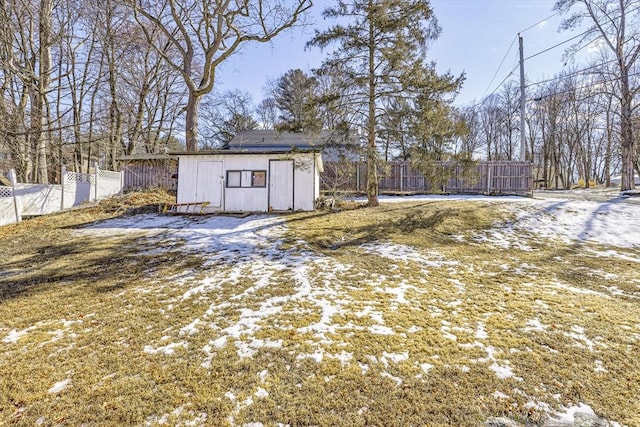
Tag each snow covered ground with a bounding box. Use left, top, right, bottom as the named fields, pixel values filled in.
left=5, top=194, right=638, bottom=426
left=79, top=195, right=639, bottom=424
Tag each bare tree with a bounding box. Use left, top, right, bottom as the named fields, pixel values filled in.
left=129, top=0, right=311, bottom=151
left=201, top=89, right=258, bottom=148
left=555, top=0, right=640, bottom=190
left=256, top=97, right=278, bottom=130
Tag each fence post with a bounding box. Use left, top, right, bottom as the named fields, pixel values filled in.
left=400, top=165, right=404, bottom=192
left=8, top=169, right=21, bottom=223
left=94, top=161, right=99, bottom=201
left=61, top=165, right=66, bottom=210
left=487, top=163, right=493, bottom=194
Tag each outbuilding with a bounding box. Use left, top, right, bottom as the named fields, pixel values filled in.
left=173, top=149, right=323, bottom=213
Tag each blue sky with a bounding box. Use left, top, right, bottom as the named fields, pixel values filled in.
left=216, top=0, right=588, bottom=107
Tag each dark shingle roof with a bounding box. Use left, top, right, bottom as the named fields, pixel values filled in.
left=227, top=130, right=331, bottom=149
left=226, top=130, right=361, bottom=162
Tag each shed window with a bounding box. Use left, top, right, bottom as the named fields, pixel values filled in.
left=226, top=171, right=242, bottom=187
left=226, top=170, right=266, bottom=188
left=252, top=171, right=266, bottom=187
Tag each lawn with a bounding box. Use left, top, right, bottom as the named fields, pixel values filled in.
left=0, top=192, right=639, bottom=426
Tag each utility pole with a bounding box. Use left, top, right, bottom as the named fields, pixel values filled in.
left=519, top=33, right=526, bottom=161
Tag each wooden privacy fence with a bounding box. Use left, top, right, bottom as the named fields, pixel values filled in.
left=120, top=157, right=178, bottom=191
left=321, top=161, right=533, bottom=195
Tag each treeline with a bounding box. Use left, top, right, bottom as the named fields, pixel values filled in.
left=0, top=0, right=310, bottom=183
left=1, top=0, right=186, bottom=183
left=2, top=0, right=639, bottom=196
left=466, top=61, right=635, bottom=189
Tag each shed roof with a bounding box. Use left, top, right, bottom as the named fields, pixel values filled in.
left=119, top=153, right=177, bottom=161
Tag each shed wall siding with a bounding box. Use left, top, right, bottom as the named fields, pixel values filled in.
left=177, top=153, right=319, bottom=212
left=176, top=158, right=199, bottom=204
left=293, top=156, right=315, bottom=211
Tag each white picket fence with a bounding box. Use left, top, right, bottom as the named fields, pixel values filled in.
left=0, top=167, right=123, bottom=226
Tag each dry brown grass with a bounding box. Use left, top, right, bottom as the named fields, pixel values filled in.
left=0, top=196, right=639, bottom=426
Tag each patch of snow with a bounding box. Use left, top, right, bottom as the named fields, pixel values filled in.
left=368, top=325, right=395, bottom=335
left=549, top=403, right=595, bottom=424
left=523, top=318, right=547, bottom=333
left=489, top=362, right=515, bottom=379
left=440, top=324, right=457, bottom=341
left=497, top=198, right=640, bottom=249
left=330, top=351, right=353, bottom=365
left=143, top=342, right=187, bottom=355
left=565, top=325, right=596, bottom=352
left=180, top=319, right=201, bottom=336
left=448, top=278, right=466, bottom=293
left=594, top=360, right=607, bottom=373
left=380, top=372, right=403, bottom=386
left=384, top=285, right=409, bottom=305
left=3, top=326, right=36, bottom=344
left=360, top=242, right=458, bottom=268
left=297, top=351, right=324, bottom=363
left=492, top=391, right=509, bottom=399
left=475, top=323, right=488, bottom=339
left=383, top=351, right=409, bottom=363
left=420, top=363, right=434, bottom=373
left=212, top=336, right=228, bottom=349
left=548, top=280, right=611, bottom=298
left=525, top=400, right=553, bottom=412
left=254, top=388, right=269, bottom=399
left=224, top=391, right=236, bottom=401
left=48, top=379, right=71, bottom=394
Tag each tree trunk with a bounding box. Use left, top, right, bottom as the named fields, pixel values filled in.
left=34, top=0, right=52, bottom=184
left=185, top=91, right=200, bottom=151
left=620, top=66, right=635, bottom=191
left=366, top=0, right=378, bottom=207
left=604, top=103, right=613, bottom=187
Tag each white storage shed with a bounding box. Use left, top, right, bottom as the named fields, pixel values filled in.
left=174, top=149, right=323, bottom=212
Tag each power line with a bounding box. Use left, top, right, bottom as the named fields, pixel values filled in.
left=525, top=59, right=618, bottom=88
left=527, top=70, right=640, bottom=102
left=518, top=10, right=562, bottom=34
left=474, top=4, right=640, bottom=107
left=480, top=36, right=518, bottom=99
left=480, top=62, right=520, bottom=105
left=524, top=27, right=596, bottom=61
left=523, top=3, right=640, bottom=62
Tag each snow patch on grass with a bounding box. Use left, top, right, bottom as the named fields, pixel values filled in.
left=360, top=242, right=458, bottom=268
left=144, top=342, right=187, bottom=355
left=48, top=378, right=71, bottom=394
left=2, top=326, right=36, bottom=344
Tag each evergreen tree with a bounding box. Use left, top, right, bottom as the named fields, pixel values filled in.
left=309, top=0, right=463, bottom=206
left=272, top=69, right=321, bottom=133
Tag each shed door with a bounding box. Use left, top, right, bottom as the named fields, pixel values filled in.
left=269, top=160, right=294, bottom=211
left=196, top=161, right=223, bottom=208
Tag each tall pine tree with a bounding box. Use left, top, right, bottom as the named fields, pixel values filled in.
left=273, top=69, right=321, bottom=133
left=309, top=0, right=462, bottom=206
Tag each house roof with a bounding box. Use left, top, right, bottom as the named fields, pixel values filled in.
left=171, top=148, right=322, bottom=156
left=227, top=130, right=355, bottom=150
